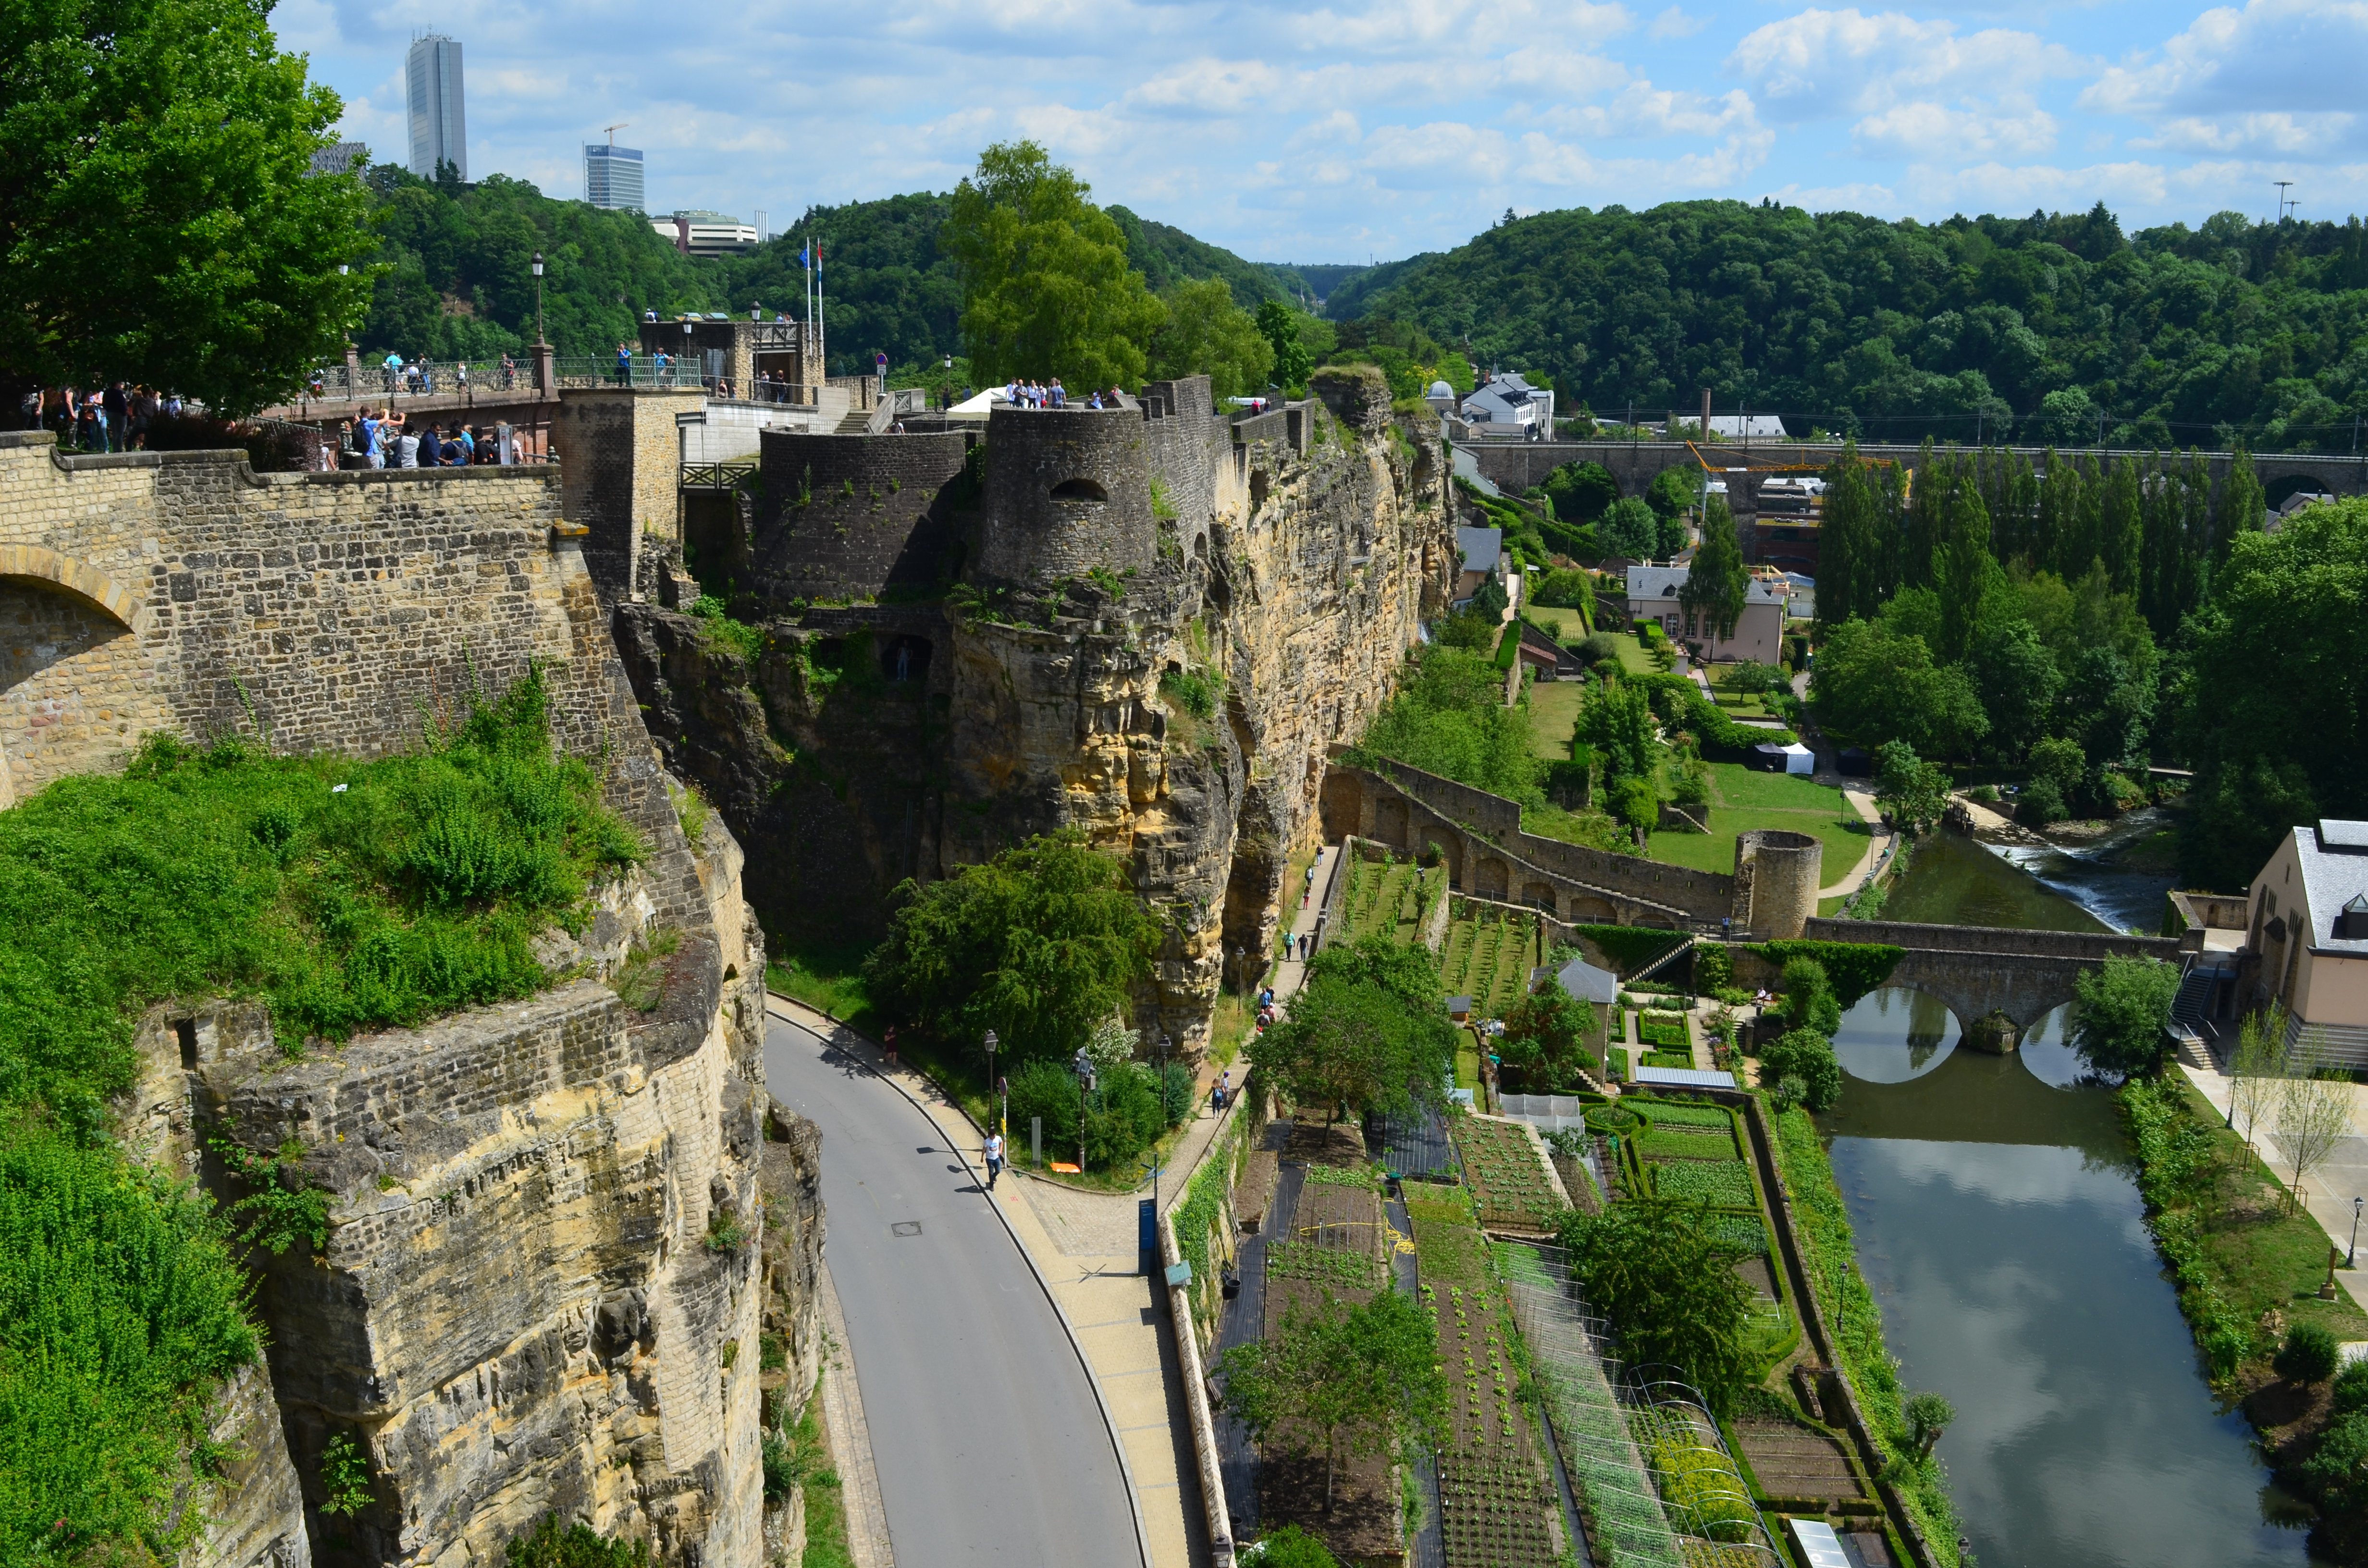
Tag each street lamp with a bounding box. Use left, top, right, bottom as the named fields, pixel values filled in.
left=984, top=1029, right=999, bottom=1133
left=2351, top=1197, right=2363, bottom=1269
left=1072, top=1047, right=1095, bottom=1172
left=531, top=252, right=545, bottom=347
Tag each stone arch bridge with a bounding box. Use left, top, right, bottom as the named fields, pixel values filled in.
left=1788, top=918, right=2185, bottom=1047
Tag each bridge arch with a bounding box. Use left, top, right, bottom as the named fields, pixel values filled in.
left=0, top=545, right=148, bottom=633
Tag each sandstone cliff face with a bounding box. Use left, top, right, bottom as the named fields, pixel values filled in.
left=619, top=384, right=1452, bottom=1055
left=115, top=803, right=821, bottom=1568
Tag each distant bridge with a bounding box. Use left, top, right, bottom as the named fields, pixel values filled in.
left=1789, top=918, right=2183, bottom=1047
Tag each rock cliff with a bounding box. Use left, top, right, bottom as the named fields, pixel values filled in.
left=619, top=370, right=1453, bottom=1053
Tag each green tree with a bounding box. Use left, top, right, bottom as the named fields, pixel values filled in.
left=1873, top=740, right=1952, bottom=833
left=1150, top=277, right=1274, bottom=399
left=1598, top=497, right=1660, bottom=561
left=1679, top=497, right=1750, bottom=642
left=1540, top=459, right=1620, bottom=523
left=1498, top=977, right=1600, bottom=1092
left=939, top=141, right=1164, bottom=390
left=1247, top=1525, right=1344, bottom=1568
left=1257, top=300, right=1315, bottom=393
left=0, top=0, right=376, bottom=411
left=2069, top=954, right=2181, bottom=1077
left=1810, top=620, right=1989, bottom=759
left=1760, top=1028, right=1842, bottom=1112
left=1559, top=1199, right=1760, bottom=1410
left=1352, top=645, right=1542, bottom=805
left=1904, top=1392, right=1956, bottom=1460
left=505, top=1513, right=650, bottom=1568
left=864, top=829, right=1161, bottom=1063
left=1778, top=957, right=1843, bottom=1038
left=1220, top=1288, right=1447, bottom=1511
left=1246, top=973, right=1455, bottom=1124
left=1305, top=934, right=1443, bottom=1011
left=2174, top=499, right=2366, bottom=889
left=1574, top=678, right=1664, bottom=792
left=2211, top=448, right=2266, bottom=562
left=1967, top=620, right=2061, bottom=763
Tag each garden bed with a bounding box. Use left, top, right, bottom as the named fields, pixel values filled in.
left=1412, top=1195, right=1566, bottom=1568
left=1454, top=1115, right=1567, bottom=1233
left=1442, top=907, right=1545, bottom=1017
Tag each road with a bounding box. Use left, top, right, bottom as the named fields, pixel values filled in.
left=763, top=1009, right=1142, bottom=1567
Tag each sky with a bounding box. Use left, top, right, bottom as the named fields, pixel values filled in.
left=283, top=0, right=2368, bottom=266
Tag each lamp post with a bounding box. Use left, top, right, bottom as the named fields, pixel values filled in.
left=531, top=252, right=545, bottom=347
left=2351, top=1197, right=2363, bottom=1269
left=984, top=1029, right=999, bottom=1133
left=1073, top=1047, right=1094, bottom=1172
left=683, top=317, right=693, bottom=390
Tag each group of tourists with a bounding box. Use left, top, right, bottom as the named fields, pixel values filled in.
left=20, top=384, right=180, bottom=452
left=339, top=409, right=526, bottom=468
left=1001, top=379, right=1125, bottom=410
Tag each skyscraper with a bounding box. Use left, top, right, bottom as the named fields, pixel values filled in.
left=585, top=142, right=645, bottom=211
left=406, top=34, right=467, bottom=182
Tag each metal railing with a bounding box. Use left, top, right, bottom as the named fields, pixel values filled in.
left=298, top=360, right=538, bottom=403
left=680, top=459, right=758, bottom=490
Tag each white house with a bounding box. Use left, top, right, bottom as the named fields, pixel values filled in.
left=2246, top=821, right=2368, bottom=1064
left=1460, top=373, right=1554, bottom=439
left=1624, top=564, right=1787, bottom=663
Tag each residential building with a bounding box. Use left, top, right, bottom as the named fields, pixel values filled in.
left=2245, top=821, right=2368, bottom=1062
left=310, top=141, right=370, bottom=178
left=653, top=211, right=763, bottom=257
left=1459, top=372, right=1554, bottom=439
left=405, top=34, right=467, bottom=182
left=1454, top=526, right=1504, bottom=606
left=1624, top=564, right=1787, bottom=663
left=1703, top=414, right=1788, bottom=440
left=585, top=142, right=645, bottom=211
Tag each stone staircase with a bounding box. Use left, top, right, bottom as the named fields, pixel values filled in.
left=2170, top=964, right=2221, bottom=1071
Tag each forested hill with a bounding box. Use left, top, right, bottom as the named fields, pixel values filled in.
left=356, top=166, right=1294, bottom=379
left=1339, top=201, right=2368, bottom=452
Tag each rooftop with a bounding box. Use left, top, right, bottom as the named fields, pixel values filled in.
left=1457, top=525, right=1503, bottom=574
left=1625, top=564, right=1783, bottom=604
left=2290, top=820, right=2368, bottom=952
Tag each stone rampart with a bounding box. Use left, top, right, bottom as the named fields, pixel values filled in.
left=552, top=388, right=705, bottom=603
left=974, top=404, right=1161, bottom=586
left=750, top=429, right=974, bottom=603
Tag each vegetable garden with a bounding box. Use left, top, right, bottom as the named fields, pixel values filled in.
left=1441, top=906, right=1543, bottom=1017
left=1452, top=1115, right=1566, bottom=1232
left=1338, top=853, right=1445, bottom=947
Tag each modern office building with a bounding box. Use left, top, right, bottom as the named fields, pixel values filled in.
left=405, top=34, right=467, bottom=181
left=310, top=141, right=370, bottom=177
left=585, top=142, right=646, bottom=211
left=653, top=211, right=762, bottom=257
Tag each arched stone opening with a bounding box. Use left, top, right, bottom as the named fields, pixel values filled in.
left=1473, top=858, right=1509, bottom=900
left=1567, top=895, right=1617, bottom=923
left=1374, top=797, right=1409, bottom=849
left=879, top=635, right=931, bottom=684
left=1521, top=881, right=1555, bottom=911
left=1418, top=830, right=1462, bottom=888
left=0, top=545, right=147, bottom=633
left=1050, top=478, right=1109, bottom=503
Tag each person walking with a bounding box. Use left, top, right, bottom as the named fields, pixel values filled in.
left=983, top=1129, right=1005, bottom=1190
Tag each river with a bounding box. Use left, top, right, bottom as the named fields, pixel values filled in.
left=1815, top=816, right=2323, bottom=1567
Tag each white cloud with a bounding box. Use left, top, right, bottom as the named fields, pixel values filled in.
left=1648, top=6, right=1708, bottom=39
left=2084, top=0, right=2368, bottom=116
left=1854, top=98, right=2059, bottom=158
left=1727, top=8, right=2085, bottom=123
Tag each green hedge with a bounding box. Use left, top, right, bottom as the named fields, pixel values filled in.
left=1568, top=925, right=1690, bottom=976
left=1748, top=941, right=1903, bottom=1007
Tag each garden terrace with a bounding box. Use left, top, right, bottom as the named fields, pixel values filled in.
left=1410, top=1195, right=1568, bottom=1568
left=1337, top=849, right=1447, bottom=947
left=1442, top=903, right=1547, bottom=1017
left=1454, top=1114, right=1567, bottom=1234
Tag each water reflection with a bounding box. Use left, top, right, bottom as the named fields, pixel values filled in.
left=1818, top=987, right=2323, bottom=1567
left=1832, top=987, right=1959, bottom=1084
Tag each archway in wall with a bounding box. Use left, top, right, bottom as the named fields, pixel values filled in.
left=1374, top=797, right=1409, bottom=849
left=1418, top=830, right=1462, bottom=889
left=1521, top=881, right=1554, bottom=910
left=1567, top=895, right=1617, bottom=923
left=1473, top=858, right=1509, bottom=900
left=0, top=562, right=145, bottom=805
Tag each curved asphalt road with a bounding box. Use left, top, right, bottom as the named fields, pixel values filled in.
left=764, top=1011, right=1140, bottom=1567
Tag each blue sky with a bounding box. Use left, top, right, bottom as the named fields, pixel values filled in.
left=283, top=0, right=2368, bottom=264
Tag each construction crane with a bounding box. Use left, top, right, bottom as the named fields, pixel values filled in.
left=602, top=122, right=629, bottom=146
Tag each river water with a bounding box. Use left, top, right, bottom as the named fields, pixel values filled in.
left=1815, top=814, right=2322, bottom=1567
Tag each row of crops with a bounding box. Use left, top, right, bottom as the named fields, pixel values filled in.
left=1336, top=852, right=1444, bottom=947
left=1441, top=905, right=1543, bottom=1016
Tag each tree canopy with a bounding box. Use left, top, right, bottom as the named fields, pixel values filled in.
left=1220, top=1287, right=1447, bottom=1514
left=2071, top=954, right=2182, bottom=1078
left=863, top=830, right=1161, bottom=1063
left=1559, top=1199, right=1761, bottom=1410
left=0, top=0, right=375, bottom=412
left=1328, top=199, right=2368, bottom=452
left=1246, top=966, right=1455, bottom=1123
left=940, top=140, right=1166, bottom=391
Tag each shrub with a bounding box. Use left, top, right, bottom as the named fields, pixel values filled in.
left=1159, top=1062, right=1195, bottom=1127
left=2276, top=1322, right=2343, bottom=1386
left=1009, top=1059, right=1083, bottom=1156
left=2018, top=777, right=2067, bottom=827
left=504, top=1512, right=651, bottom=1568
left=2071, top=955, right=2182, bottom=1077
left=1779, top=957, right=1842, bottom=1038
left=1573, top=633, right=1622, bottom=668
left=2333, top=1359, right=2368, bottom=1417
left=2304, top=1411, right=2368, bottom=1518
left=1560, top=1199, right=1760, bottom=1409
left=1243, top=1525, right=1342, bottom=1568
left=1760, top=1029, right=1843, bottom=1112
left=1749, top=941, right=1902, bottom=1007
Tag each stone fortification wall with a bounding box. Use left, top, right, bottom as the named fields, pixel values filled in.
left=749, top=429, right=974, bottom=603
left=622, top=389, right=1458, bottom=1050
left=0, top=434, right=649, bottom=809
left=974, top=404, right=1161, bottom=586
left=3, top=425, right=813, bottom=1568
left=553, top=388, right=705, bottom=603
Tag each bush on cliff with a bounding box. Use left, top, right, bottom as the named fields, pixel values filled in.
left=864, top=829, right=1160, bottom=1066
left=0, top=668, right=643, bottom=1560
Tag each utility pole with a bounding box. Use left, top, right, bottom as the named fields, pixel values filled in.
left=2275, top=180, right=2296, bottom=222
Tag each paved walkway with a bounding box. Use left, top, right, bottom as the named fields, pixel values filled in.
left=771, top=993, right=1224, bottom=1568
left=1264, top=843, right=1344, bottom=1008
left=2182, top=1063, right=2368, bottom=1314
left=1816, top=788, right=1893, bottom=898
left=814, top=1256, right=895, bottom=1568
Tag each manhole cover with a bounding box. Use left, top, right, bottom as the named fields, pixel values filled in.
left=891, top=1221, right=923, bottom=1237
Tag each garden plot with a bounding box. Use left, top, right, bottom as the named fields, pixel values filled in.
left=1338, top=854, right=1443, bottom=946
left=1412, top=1197, right=1566, bottom=1568
left=1441, top=907, right=1543, bottom=1017
left=1258, top=1164, right=1401, bottom=1560
left=1455, top=1115, right=1567, bottom=1233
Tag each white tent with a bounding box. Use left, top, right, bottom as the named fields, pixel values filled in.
left=1754, top=741, right=1815, bottom=775
left=945, top=388, right=1005, bottom=421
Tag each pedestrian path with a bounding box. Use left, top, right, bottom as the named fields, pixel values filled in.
left=1816, top=788, right=1892, bottom=898
left=2182, top=1063, right=2368, bottom=1315
left=1262, top=843, right=1344, bottom=1008
left=814, top=1257, right=895, bottom=1568
left=769, top=993, right=1209, bottom=1568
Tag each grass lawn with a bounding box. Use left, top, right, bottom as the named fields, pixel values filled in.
left=1644, top=765, right=1873, bottom=881
left=1527, top=680, right=1586, bottom=759
left=1612, top=636, right=1663, bottom=676
left=1524, top=606, right=1587, bottom=640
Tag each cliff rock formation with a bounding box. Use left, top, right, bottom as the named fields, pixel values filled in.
left=619, top=369, right=1453, bottom=1053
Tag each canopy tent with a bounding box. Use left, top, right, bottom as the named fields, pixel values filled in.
left=945, top=388, right=1005, bottom=421
left=1752, top=741, right=1815, bottom=775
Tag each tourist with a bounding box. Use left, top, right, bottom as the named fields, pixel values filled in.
left=102, top=383, right=128, bottom=452
left=357, top=410, right=380, bottom=467
left=1050, top=380, right=1065, bottom=408
left=499, top=352, right=516, bottom=390
left=883, top=1025, right=900, bottom=1067
left=983, top=1129, right=1004, bottom=1190
left=456, top=424, right=475, bottom=464
left=395, top=421, right=420, bottom=467
left=19, top=388, right=39, bottom=429
left=615, top=341, right=633, bottom=387
left=456, top=362, right=469, bottom=391
left=1088, top=391, right=1103, bottom=409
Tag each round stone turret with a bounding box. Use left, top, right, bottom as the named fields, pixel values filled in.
left=974, top=405, right=1157, bottom=588
left=1735, top=828, right=1821, bottom=939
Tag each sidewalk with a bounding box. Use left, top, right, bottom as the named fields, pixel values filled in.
left=1263, top=843, right=1344, bottom=1008
left=1817, top=788, right=1893, bottom=898
left=772, top=994, right=1212, bottom=1568
left=2182, top=1062, right=2368, bottom=1315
